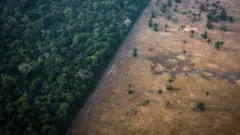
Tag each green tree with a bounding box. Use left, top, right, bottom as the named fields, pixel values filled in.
left=201, top=31, right=208, bottom=39
left=148, top=18, right=153, bottom=27
left=133, top=48, right=138, bottom=57
left=153, top=22, right=159, bottom=32
left=167, top=0, right=173, bottom=7
left=215, top=41, right=224, bottom=50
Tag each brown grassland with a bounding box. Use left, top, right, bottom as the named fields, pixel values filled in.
left=71, top=0, right=240, bottom=134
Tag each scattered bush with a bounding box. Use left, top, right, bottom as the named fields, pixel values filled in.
left=175, top=0, right=182, bottom=3
left=207, top=38, right=212, bottom=44
left=160, top=3, right=168, bottom=13
left=168, top=77, right=175, bottom=83
left=148, top=18, right=153, bottom=27
left=183, top=50, right=187, bottom=54
left=141, top=100, right=151, bottom=106
left=167, top=14, right=172, bottom=20
left=183, top=40, right=187, bottom=44
left=201, top=31, right=208, bottom=39
left=128, top=90, right=133, bottom=94
left=207, top=21, right=214, bottom=29
left=220, top=25, right=228, bottom=31
left=151, top=10, right=156, bottom=18
left=166, top=85, right=173, bottom=90
left=228, top=16, right=235, bottom=22
left=190, top=101, right=205, bottom=111
left=206, top=92, right=210, bottom=96
left=153, top=22, right=159, bottom=31
left=157, top=89, right=163, bottom=95
left=133, top=48, right=138, bottom=57
left=215, top=41, right=224, bottom=50
left=190, top=30, right=195, bottom=38
left=167, top=0, right=173, bottom=7
left=181, top=25, right=185, bottom=30
left=164, top=101, right=170, bottom=108
left=165, top=24, right=169, bottom=32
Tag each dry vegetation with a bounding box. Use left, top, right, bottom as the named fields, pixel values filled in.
left=71, top=0, right=240, bottom=135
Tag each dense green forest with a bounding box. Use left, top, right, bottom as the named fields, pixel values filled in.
left=0, top=0, right=149, bottom=134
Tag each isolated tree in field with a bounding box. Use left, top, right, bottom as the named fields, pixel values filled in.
left=164, top=101, right=170, bottom=108
left=167, top=14, right=172, bottom=20
left=153, top=22, right=159, bottom=31
left=190, top=30, right=195, bottom=38
left=167, top=0, right=173, bottom=7
left=151, top=10, right=156, bottom=18
left=206, top=21, right=214, bottom=29
left=133, top=48, right=138, bottom=57
left=220, top=8, right=227, bottom=21
left=175, top=0, right=182, bottom=3
left=160, top=3, right=168, bottom=13
left=148, top=18, right=153, bottom=27
left=228, top=16, right=235, bottom=22
left=207, top=38, right=212, bottom=44
left=201, top=31, right=208, bottom=39
left=200, top=4, right=207, bottom=12
left=183, top=40, right=187, bottom=44
left=128, top=84, right=134, bottom=94
left=192, top=13, right=197, bottom=23
left=165, top=24, right=169, bottom=32
left=215, top=41, right=224, bottom=50
left=157, top=89, right=163, bottom=95
left=181, top=25, right=185, bottom=30
left=220, top=25, right=228, bottom=31
left=191, top=101, right=205, bottom=111
left=174, top=5, right=178, bottom=12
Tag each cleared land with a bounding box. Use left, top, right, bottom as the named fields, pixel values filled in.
left=71, top=0, right=240, bottom=134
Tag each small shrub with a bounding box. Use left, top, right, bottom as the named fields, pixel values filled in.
left=228, top=16, right=235, bottom=22
left=181, top=25, right=185, bottom=30
left=183, top=40, right=187, bottom=44
left=183, top=50, right=187, bottom=54
left=165, top=24, right=169, bottom=32
left=190, top=101, right=205, bottom=111
left=160, top=3, right=167, bottom=13
left=206, top=22, right=214, bottom=29
left=157, top=89, right=163, bottom=95
left=206, top=92, right=210, bottom=96
left=153, top=22, right=159, bottom=31
left=174, top=5, right=178, bottom=12
left=141, top=100, right=151, bottom=106
left=175, top=0, right=182, bottom=3
left=133, top=48, right=138, bottom=57
left=164, top=101, right=170, bottom=108
left=167, top=0, right=173, bottom=7
left=201, top=31, right=208, bottom=39
left=148, top=18, right=153, bottom=27
left=220, top=25, right=228, bottom=31
left=166, top=85, right=173, bottom=90
left=190, top=30, right=195, bottom=38
left=207, top=38, right=211, bottom=44
left=128, top=90, right=133, bottom=94
left=168, top=77, right=175, bottom=83
left=215, top=41, right=224, bottom=50
left=151, top=10, right=156, bottom=18
left=167, top=14, right=172, bottom=20
left=181, top=11, right=187, bottom=15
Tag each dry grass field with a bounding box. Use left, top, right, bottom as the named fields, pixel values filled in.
left=70, top=0, right=240, bottom=134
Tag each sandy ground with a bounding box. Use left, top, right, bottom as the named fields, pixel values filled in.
left=70, top=0, right=240, bottom=135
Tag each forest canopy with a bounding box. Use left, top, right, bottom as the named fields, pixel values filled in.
left=0, top=0, right=149, bottom=134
